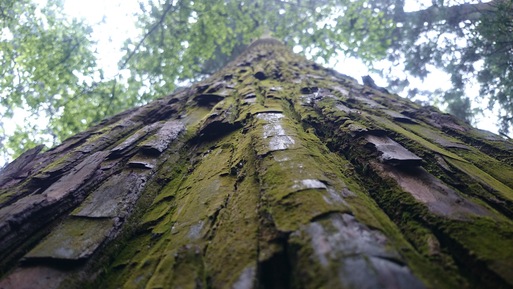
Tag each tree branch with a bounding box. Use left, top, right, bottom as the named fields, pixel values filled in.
left=396, top=0, right=505, bottom=27
left=119, top=1, right=175, bottom=70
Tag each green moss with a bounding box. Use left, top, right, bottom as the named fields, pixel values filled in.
left=26, top=217, right=114, bottom=260
left=367, top=115, right=467, bottom=162
left=69, top=135, right=190, bottom=288
left=399, top=122, right=467, bottom=148
left=269, top=189, right=350, bottom=231
left=397, top=122, right=513, bottom=192
left=289, top=101, right=472, bottom=288
left=36, top=150, right=80, bottom=176
left=183, top=105, right=212, bottom=128
left=357, top=175, right=470, bottom=288
left=97, top=130, right=244, bottom=288
left=288, top=231, right=335, bottom=289
left=450, top=149, right=513, bottom=190
left=439, top=217, right=513, bottom=286
left=43, top=39, right=513, bottom=289
left=444, top=157, right=513, bottom=202
left=204, top=142, right=260, bottom=288
left=146, top=245, right=206, bottom=289
left=141, top=200, right=177, bottom=228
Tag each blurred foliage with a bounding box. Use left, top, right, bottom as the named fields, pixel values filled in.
left=383, top=0, right=513, bottom=134
left=121, top=0, right=393, bottom=104
left=1, top=0, right=512, bottom=165
left=0, top=0, right=132, bottom=163
left=474, top=0, right=513, bottom=134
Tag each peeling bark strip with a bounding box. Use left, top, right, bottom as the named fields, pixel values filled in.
left=291, top=213, right=426, bottom=289
left=24, top=217, right=116, bottom=261
left=1, top=38, right=513, bottom=289
left=0, top=144, right=44, bottom=188
left=364, top=134, right=423, bottom=166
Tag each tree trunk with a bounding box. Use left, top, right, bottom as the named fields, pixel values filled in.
left=1, top=38, right=513, bottom=289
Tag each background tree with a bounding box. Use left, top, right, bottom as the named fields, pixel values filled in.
left=0, top=0, right=129, bottom=162
left=385, top=0, right=513, bottom=131
left=1, top=38, right=513, bottom=289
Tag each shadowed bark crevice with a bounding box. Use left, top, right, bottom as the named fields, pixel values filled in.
left=257, top=234, right=291, bottom=289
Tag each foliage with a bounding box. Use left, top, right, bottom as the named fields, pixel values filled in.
left=117, top=0, right=513, bottom=135
left=120, top=0, right=393, bottom=103
left=1, top=0, right=512, bottom=165
left=474, top=0, right=513, bottom=134
left=380, top=0, right=513, bottom=133
left=0, top=0, right=132, bottom=163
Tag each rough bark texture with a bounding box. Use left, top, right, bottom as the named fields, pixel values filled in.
left=1, top=38, right=513, bottom=289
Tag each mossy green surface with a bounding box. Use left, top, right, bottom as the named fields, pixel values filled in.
left=26, top=217, right=115, bottom=260
left=3, top=39, right=513, bottom=289
left=444, top=157, right=513, bottom=202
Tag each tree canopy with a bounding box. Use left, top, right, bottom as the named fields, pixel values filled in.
left=1, top=0, right=511, bottom=165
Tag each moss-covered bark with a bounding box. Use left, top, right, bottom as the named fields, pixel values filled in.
left=1, top=38, right=513, bottom=289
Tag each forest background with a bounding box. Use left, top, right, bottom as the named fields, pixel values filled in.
left=1, top=0, right=511, bottom=166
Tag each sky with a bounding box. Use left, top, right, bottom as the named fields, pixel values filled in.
left=0, top=0, right=502, bottom=167
left=63, top=0, right=140, bottom=79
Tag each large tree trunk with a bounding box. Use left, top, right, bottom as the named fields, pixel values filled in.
left=1, top=38, right=513, bottom=289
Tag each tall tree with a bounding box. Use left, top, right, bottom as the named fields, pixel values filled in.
left=124, top=0, right=513, bottom=128
left=0, top=38, right=512, bottom=289
left=2, top=0, right=512, bottom=165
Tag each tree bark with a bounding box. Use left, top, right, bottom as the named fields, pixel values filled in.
left=1, top=38, right=513, bottom=289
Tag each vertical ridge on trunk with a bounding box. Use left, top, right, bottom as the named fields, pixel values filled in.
left=0, top=38, right=512, bottom=289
